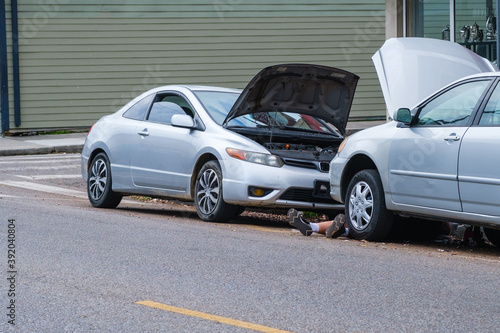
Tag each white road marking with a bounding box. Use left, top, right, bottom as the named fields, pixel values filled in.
left=0, top=180, right=138, bottom=205
left=16, top=174, right=82, bottom=180
left=0, top=155, right=143, bottom=205
left=0, top=181, right=87, bottom=199
left=0, top=194, right=19, bottom=198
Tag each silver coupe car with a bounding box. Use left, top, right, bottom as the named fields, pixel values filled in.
left=82, top=64, right=359, bottom=221
left=329, top=38, right=500, bottom=245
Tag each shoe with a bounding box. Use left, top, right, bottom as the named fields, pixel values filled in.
left=325, top=214, right=346, bottom=238
left=287, top=208, right=313, bottom=236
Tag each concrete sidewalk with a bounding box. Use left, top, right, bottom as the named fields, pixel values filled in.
left=0, top=120, right=386, bottom=157
left=0, top=132, right=87, bottom=156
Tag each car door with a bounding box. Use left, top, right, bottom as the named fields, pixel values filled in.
left=388, top=79, right=492, bottom=211
left=107, top=93, right=154, bottom=187
left=130, top=93, right=197, bottom=192
left=459, top=79, right=500, bottom=216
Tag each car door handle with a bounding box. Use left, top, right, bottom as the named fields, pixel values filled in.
left=138, top=129, right=150, bottom=137
left=444, top=134, right=460, bottom=141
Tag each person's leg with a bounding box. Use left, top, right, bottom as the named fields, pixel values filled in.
left=325, top=214, right=347, bottom=238
left=287, top=208, right=313, bottom=236
left=316, top=221, right=333, bottom=234
left=288, top=209, right=348, bottom=238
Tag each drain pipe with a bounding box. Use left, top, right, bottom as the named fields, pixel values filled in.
left=0, top=0, right=9, bottom=133
left=11, top=0, right=20, bottom=127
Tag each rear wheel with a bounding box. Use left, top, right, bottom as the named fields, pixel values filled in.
left=87, top=152, right=122, bottom=208
left=194, top=160, right=239, bottom=222
left=484, top=228, right=500, bottom=247
left=345, top=169, right=393, bottom=241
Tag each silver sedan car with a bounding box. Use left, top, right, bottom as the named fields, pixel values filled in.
left=329, top=38, right=500, bottom=245
left=82, top=64, right=359, bottom=221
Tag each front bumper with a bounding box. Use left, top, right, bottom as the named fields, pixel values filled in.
left=329, top=155, right=348, bottom=203
left=221, top=157, right=343, bottom=210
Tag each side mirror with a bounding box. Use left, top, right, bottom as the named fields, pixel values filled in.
left=395, top=108, right=412, bottom=125
left=171, top=114, right=196, bottom=129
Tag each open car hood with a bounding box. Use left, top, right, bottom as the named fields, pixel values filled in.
left=223, top=64, right=359, bottom=136
left=372, top=37, right=498, bottom=115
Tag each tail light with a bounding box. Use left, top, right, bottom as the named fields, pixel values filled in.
left=87, top=124, right=95, bottom=135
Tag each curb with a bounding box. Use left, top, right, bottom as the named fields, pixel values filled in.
left=0, top=145, right=83, bottom=157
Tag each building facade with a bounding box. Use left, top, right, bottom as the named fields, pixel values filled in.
left=0, top=1, right=498, bottom=134
left=1, top=0, right=387, bottom=133
left=406, top=0, right=498, bottom=63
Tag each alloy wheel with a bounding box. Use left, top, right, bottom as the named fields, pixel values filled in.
left=88, top=158, right=107, bottom=201
left=348, top=180, right=374, bottom=231
left=196, top=168, right=220, bottom=215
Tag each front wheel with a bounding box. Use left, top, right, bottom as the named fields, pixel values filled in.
left=87, top=152, right=122, bottom=208
left=345, top=169, right=393, bottom=241
left=194, top=160, right=239, bottom=222
left=484, top=228, right=500, bottom=247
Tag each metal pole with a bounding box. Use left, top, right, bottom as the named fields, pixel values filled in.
left=450, top=0, right=455, bottom=42
left=403, top=0, right=407, bottom=37
left=497, top=0, right=500, bottom=65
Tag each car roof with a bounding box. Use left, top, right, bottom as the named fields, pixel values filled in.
left=143, top=85, right=242, bottom=95
left=424, top=71, right=500, bottom=98
left=460, top=71, right=500, bottom=79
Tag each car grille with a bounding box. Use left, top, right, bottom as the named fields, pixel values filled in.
left=279, top=188, right=335, bottom=204
left=282, top=158, right=330, bottom=172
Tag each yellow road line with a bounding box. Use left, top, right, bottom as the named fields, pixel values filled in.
left=135, top=300, right=293, bottom=333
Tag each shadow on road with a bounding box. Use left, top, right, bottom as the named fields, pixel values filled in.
left=115, top=199, right=500, bottom=259
left=116, top=202, right=291, bottom=230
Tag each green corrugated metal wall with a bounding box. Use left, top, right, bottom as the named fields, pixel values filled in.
left=5, top=0, right=386, bottom=131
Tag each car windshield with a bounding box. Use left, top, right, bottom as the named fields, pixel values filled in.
left=193, top=91, right=337, bottom=134
left=193, top=91, right=244, bottom=125
left=226, top=111, right=337, bottom=134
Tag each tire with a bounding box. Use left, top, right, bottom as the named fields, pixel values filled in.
left=484, top=228, right=500, bottom=247
left=194, top=160, right=238, bottom=222
left=87, top=152, right=122, bottom=208
left=233, top=205, right=246, bottom=216
left=345, top=169, right=393, bottom=241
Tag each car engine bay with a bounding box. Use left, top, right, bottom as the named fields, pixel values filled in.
left=230, top=127, right=342, bottom=172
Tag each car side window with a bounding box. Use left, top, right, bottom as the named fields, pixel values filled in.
left=122, top=94, right=154, bottom=121
left=415, top=80, right=490, bottom=127
left=160, top=95, right=194, bottom=117
left=479, top=82, right=500, bottom=125
left=147, top=94, right=193, bottom=125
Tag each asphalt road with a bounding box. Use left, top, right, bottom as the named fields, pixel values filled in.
left=0, top=153, right=499, bottom=332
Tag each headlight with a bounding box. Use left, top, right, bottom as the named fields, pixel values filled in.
left=226, top=148, right=284, bottom=167
left=337, top=137, right=349, bottom=155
